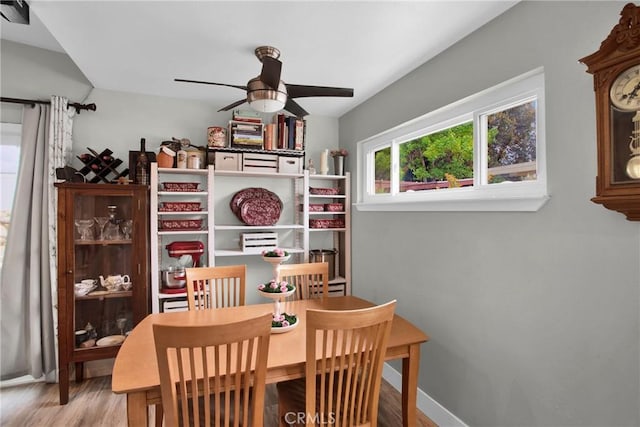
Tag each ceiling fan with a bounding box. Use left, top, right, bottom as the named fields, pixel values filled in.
left=175, top=46, right=354, bottom=117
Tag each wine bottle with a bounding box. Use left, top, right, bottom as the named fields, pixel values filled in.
left=136, top=138, right=149, bottom=185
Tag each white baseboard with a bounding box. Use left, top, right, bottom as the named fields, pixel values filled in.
left=382, top=363, right=468, bottom=427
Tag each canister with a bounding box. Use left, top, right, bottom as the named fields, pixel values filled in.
left=207, top=126, right=227, bottom=148
left=309, top=248, right=338, bottom=280
left=187, top=153, right=201, bottom=169
left=176, top=149, right=187, bottom=168
left=157, top=146, right=175, bottom=168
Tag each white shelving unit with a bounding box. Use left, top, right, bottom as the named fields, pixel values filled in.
left=150, top=163, right=214, bottom=313
left=150, top=165, right=351, bottom=312
left=305, top=172, right=351, bottom=295
left=212, top=170, right=307, bottom=260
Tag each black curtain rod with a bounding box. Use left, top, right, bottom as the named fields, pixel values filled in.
left=0, top=97, right=97, bottom=114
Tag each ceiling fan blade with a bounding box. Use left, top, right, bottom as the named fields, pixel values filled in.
left=286, top=84, right=354, bottom=99
left=284, top=98, right=309, bottom=118
left=218, top=99, right=247, bottom=112
left=260, top=56, right=282, bottom=90
left=175, top=78, right=247, bottom=91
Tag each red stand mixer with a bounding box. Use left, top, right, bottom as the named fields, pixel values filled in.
left=162, top=241, right=205, bottom=293
left=166, top=241, right=205, bottom=267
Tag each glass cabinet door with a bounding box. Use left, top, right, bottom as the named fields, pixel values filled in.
left=72, top=193, right=136, bottom=347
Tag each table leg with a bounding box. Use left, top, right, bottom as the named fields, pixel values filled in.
left=127, top=392, right=149, bottom=427
left=402, top=344, right=420, bottom=427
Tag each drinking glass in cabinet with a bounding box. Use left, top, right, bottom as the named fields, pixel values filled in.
left=94, top=216, right=109, bottom=240
left=120, top=219, right=133, bottom=239
left=74, top=219, right=94, bottom=240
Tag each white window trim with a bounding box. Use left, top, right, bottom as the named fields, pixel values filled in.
left=355, top=68, right=549, bottom=212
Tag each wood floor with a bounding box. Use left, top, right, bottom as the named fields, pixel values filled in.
left=0, top=375, right=437, bottom=426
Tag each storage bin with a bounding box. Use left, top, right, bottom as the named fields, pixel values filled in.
left=161, top=299, right=189, bottom=312
left=302, top=204, right=325, bottom=212
left=324, top=203, right=344, bottom=212
left=242, top=152, right=278, bottom=173
left=159, top=219, right=203, bottom=231
left=214, top=152, right=241, bottom=171
left=163, top=182, right=199, bottom=191
left=241, top=232, right=278, bottom=253
left=159, top=202, right=201, bottom=212
left=309, top=218, right=345, bottom=229
left=278, top=156, right=302, bottom=174
left=309, top=187, right=339, bottom=195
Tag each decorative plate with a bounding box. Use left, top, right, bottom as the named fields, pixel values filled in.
left=96, top=335, right=126, bottom=346
left=261, top=254, right=291, bottom=263
left=230, top=188, right=282, bottom=220
left=239, top=197, right=281, bottom=226
left=258, top=286, right=296, bottom=299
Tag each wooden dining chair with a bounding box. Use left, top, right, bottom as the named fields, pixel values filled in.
left=277, top=300, right=397, bottom=427
left=277, top=262, right=329, bottom=300
left=153, top=312, right=272, bottom=427
left=185, top=265, right=246, bottom=310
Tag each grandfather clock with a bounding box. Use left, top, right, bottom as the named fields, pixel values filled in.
left=580, top=3, right=640, bottom=220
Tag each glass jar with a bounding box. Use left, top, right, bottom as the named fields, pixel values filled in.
left=104, top=205, right=122, bottom=240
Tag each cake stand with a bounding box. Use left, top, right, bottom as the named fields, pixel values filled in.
left=258, top=286, right=298, bottom=333
left=262, top=254, right=290, bottom=280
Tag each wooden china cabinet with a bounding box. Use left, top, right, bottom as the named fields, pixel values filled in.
left=55, top=183, right=149, bottom=404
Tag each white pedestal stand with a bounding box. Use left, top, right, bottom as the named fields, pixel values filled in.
left=261, top=254, right=290, bottom=281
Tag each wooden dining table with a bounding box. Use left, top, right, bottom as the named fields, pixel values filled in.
left=112, top=295, right=429, bottom=426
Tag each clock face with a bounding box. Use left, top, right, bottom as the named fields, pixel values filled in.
left=610, top=64, right=640, bottom=111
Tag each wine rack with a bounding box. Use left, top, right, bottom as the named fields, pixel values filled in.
left=77, top=147, right=129, bottom=183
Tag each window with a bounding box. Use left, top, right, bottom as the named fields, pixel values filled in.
left=356, top=68, right=548, bottom=211
left=0, top=123, right=21, bottom=269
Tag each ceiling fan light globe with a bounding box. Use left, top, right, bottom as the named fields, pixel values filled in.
left=249, top=96, right=286, bottom=113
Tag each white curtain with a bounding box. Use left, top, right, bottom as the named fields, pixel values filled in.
left=0, top=96, right=74, bottom=382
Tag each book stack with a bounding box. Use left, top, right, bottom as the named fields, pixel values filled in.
left=264, top=123, right=277, bottom=150
left=232, top=109, right=261, bottom=123
left=272, top=113, right=305, bottom=151
left=230, top=110, right=263, bottom=149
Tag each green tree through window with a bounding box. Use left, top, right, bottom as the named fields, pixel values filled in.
left=487, top=100, right=537, bottom=183
left=399, top=122, right=473, bottom=191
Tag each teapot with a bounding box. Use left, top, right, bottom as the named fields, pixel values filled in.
left=100, top=274, right=131, bottom=291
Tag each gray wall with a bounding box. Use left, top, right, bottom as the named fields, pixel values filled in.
left=0, top=40, right=92, bottom=123
left=340, top=2, right=640, bottom=426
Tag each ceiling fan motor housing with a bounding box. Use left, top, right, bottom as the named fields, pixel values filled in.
left=247, top=77, right=287, bottom=113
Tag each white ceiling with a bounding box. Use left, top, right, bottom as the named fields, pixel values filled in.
left=2, top=1, right=517, bottom=117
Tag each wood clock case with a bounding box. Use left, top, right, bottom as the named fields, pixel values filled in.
left=580, top=3, right=640, bottom=220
